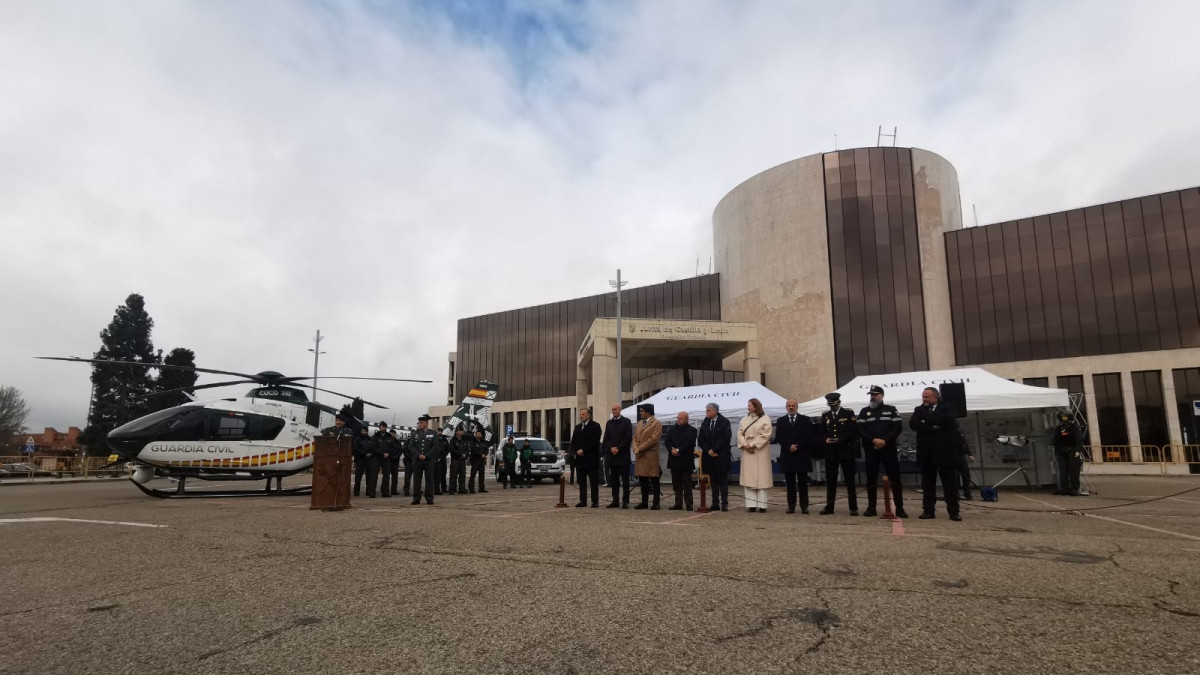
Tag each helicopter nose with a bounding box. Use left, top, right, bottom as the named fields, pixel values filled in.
left=105, top=428, right=149, bottom=460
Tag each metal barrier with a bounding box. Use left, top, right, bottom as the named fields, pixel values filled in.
left=0, top=455, right=127, bottom=481
left=1166, top=445, right=1200, bottom=473
left=1084, top=445, right=1172, bottom=472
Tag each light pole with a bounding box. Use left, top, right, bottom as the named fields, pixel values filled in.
left=608, top=270, right=627, bottom=408
left=308, top=329, right=326, bottom=403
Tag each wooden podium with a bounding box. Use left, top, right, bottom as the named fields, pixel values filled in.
left=310, top=435, right=352, bottom=510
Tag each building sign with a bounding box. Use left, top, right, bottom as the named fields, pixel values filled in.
left=1193, top=401, right=1200, bottom=417
left=624, top=322, right=732, bottom=338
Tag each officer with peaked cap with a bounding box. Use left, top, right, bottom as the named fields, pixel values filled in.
left=406, top=415, right=440, bottom=505
left=857, top=385, right=907, bottom=518
left=819, top=392, right=860, bottom=515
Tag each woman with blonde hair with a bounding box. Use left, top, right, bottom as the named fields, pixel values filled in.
left=738, top=397, right=774, bottom=512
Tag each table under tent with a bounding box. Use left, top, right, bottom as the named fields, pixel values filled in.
left=795, top=367, right=1071, bottom=489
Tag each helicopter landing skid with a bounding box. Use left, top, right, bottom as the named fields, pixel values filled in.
left=130, top=477, right=312, bottom=499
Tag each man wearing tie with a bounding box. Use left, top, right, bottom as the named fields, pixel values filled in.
left=698, top=402, right=732, bottom=512
left=601, top=404, right=633, bottom=508
left=776, top=398, right=816, bottom=514
left=910, top=387, right=962, bottom=521
left=571, top=408, right=602, bottom=508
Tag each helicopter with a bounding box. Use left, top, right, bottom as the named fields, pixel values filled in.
left=38, top=356, right=431, bottom=498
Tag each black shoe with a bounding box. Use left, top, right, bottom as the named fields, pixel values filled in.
left=403, top=491, right=410, bottom=497
left=786, top=507, right=795, bottom=514
left=895, top=508, right=909, bottom=519
left=1053, top=490, right=1068, bottom=495
left=634, top=504, right=648, bottom=510
left=919, top=512, right=935, bottom=519
left=352, top=491, right=360, bottom=497
left=720, top=505, right=729, bottom=512
left=367, top=494, right=376, bottom=498
left=949, top=514, right=962, bottom=521
left=685, top=506, right=693, bottom=511
left=447, top=491, right=456, bottom=496
left=381, top=494, right=390, bottom=499
left=962, top=494, right=973, bottom=501
left=800, top=507, right=809, bottom=514
left=591, top=503, right=599, bottom=508
left=411, top=500, right=420, bottom=505
left=759, top=508, right=767, bottom=513
left=669, top=505, right=682, bottom=511
left=606, top=502, right=620, bottom=509
left=748, top=507, right=758, bottom=513
left=469, top=489, right=475, bottom=494
left=427, top=501, right=434, bottom=505
left=819, top=507, right=834, bottom=515
left=621, top=504, right=629, bottom=509
left=575, top=502, right=587, bottom=507
left=849, top=509, right=859, bottom=516
left=480, top=489, right=487, bottom=493
left=863, top=508, right=877, bottom=517
left=651, top=504, right=660, bottom=511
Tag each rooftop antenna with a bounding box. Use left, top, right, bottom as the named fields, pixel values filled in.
left=834, top=134, right=838, bottom=150
left=708, top=257, right=712, bottom=274
left=877, top=125, right=897, bottom=147
left=973, top=204, right=979, bottom=228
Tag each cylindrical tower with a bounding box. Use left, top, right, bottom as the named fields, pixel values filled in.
left=713, top=147, right=962, bottom=400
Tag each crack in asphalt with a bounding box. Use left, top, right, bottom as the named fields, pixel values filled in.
left=197, top=616, right=322, bottom=661
left=1106, top=544, right=1199, bottom=618
left=802, top=590, right=837, bottom=657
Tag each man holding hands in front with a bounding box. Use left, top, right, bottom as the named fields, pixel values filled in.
left=602, top=404, right=633, bottom=509
left=571, top=408, right=602, bottom=508
left=665, top=411, right=698, bottom=511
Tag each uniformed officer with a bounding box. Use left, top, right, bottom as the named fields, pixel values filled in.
left=351, top=425, right=372, bottom=497
left=370, top=422, right=393, bottom=498
left=406, top=415, right=440, bottom=505
left=448, top=426, right=469, bottom=495
left=857, top=385, right=908, bottom=518
left=468, top=429, right=489, bottom=494
left=386, top=429, right=402, bottom=498
left=819, top=392, right=860, bottom=515
left=1052, top=411, right=1085, bottom=496
left=435, top=426, right=449, bottom=495
left=499, top=435, right=519, bottom=489
left=518, top=439, right=534, bottom=488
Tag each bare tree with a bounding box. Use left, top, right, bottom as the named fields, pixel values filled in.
left=0, top=385, right=32, bottom=440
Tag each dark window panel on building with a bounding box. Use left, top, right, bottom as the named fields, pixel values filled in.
left=1171, top=368, right=1200, bottom=447
left=945, top=187, right=1200, bottom=365
left=1023, top=377, right=1049, bottom=388
left=1056, top=375, right=1091, bottom=445
left=1092, top=373, right=1129, bottom=447
left=1130, top=370, right=1170, bottom=457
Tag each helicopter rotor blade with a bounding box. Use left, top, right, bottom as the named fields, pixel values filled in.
left=307, top=384, right=389, bottom=409
left=143, top=380, right=260, bottom=399
left=284, top=376, right=433, bottom=383
left=37, top=356, right=259, bottom=381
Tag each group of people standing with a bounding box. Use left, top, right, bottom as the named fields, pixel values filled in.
left=348, top=415, right=490, bottom=504
left=565, top=384, right=974, bottom=520
left=494, top=436, right=538, bottom=489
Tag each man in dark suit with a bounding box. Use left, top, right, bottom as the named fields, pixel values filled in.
left=370, top=422, right=393, bottom=498
left=698, top=402, right=732, bottom=512
left=602, top=404, right=633, bottom=508
left=910, top=387, right=962, bottom=521
left=665, top=411, right=698, bottom=511
left=858, top=385, right=907, bottom=518
left=571, top=408, right=602, bottom=507
left=819, top=393, right=860, bottom=515
left=776, top=398, right=816, bottom=514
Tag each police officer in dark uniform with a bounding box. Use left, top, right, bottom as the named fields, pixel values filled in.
left=386, top=429, right=402, bottom=498
left=819, top=392, right=860, bottom=515
left=435, top=425, right=449, bottom=495
left=857, top=385, right=907, bottom=518
left=468, top=429, right=489, bottom=494
left=406, top=415, right=440, bottom=505
left=448, top=426, right=469, bottom=495
left=370, top=422, right=393, bottom=498
left=351, top=424, right=372, bottom=497
left=1052, top=411, right=1084, bottom=496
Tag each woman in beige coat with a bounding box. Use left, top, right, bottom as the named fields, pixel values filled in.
left=738, top=398, right=774, bottom=512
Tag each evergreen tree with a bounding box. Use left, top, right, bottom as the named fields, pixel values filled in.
left=82, top=294, right=158, bottom=455
left=152, top=347, right=198, bottom=410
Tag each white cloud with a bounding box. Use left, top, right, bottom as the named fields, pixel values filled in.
left=2, top=0, right=1198, bottom=429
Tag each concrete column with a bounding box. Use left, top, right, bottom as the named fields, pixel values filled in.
left=591, top=337, right=620, bottom=423
left=1083, top=373, right=1101, bottom=461
left=1163, top=372, right=1184, bottom=454
left=576, top=364, right=589, bottom=413
left=1121, top=372, right=1143, bottom=461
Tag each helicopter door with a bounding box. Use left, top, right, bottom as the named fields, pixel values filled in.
left=305, top=403, right=322, bottom=428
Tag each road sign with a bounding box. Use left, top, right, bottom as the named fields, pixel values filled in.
left=505, top=424, right=514, bottom=436
left=23, top=436, right=35, bottom=454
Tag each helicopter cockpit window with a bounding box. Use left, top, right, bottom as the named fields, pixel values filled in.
left=157, top=408, right=209, bottom=441
left=215, top=415, right=247, bottom=440
left=246, top=416, right=286, bottom=441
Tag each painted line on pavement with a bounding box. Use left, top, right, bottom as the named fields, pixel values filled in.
left=1013, top=493, right=1069, bottom=510
left=891, top=517, right=906, bottom=536
left=468, top=508, right=565, bottom=520
left=1083, top=513, right=1200, bottom=542
left=1168, top=497, right=1200, bottom=506
left=0, top=517, right=167, bottom=529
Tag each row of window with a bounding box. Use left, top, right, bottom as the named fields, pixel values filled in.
left=1020, top=368, right=1200, bottom=449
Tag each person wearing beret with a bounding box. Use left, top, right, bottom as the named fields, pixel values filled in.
left=633, top=403, right=663, bottom=510
left=819, top=392, right=860, bottom=515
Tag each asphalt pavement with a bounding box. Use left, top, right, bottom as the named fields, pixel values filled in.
left=2, top=474, right=1199, bottom=674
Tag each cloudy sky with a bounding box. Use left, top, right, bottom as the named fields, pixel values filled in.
left=3, top=0, right=1198, bottom=430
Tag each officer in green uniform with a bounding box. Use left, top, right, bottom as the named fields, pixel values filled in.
left=518, top=439, right=534, bottom=488
left=406, top=415, right=440, bottom=505
left=499, top=435, right=519, bottom=489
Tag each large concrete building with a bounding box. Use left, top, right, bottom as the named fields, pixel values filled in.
left=429, top=146, right=1200, bottom=472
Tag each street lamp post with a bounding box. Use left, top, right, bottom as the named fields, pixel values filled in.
left=308, top=329, right=326, bottom=403
left=608, top=270, right=628, bottom=408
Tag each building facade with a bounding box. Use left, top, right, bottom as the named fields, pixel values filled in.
left=430, top=147, right=1200, bottom=470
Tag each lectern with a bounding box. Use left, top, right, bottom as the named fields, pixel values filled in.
left=310, top=435, right=352, bottom=510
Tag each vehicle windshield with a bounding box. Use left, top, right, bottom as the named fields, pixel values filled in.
left=518, top=439, right=554, bottom=452
left=110, top=405, right=203, bottom=435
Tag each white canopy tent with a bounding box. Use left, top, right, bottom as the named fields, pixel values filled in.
left=621, top=381, right=789, bottom=425
left=795, top=367, right=1069, bottom=417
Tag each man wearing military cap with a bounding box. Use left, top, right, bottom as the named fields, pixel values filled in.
left=406, top=415, right=440, bottom=505
left=858, top=385, right=907, bottom=518
left=819, top=392, right=860, bottom=515
left=370, top=422, right=392, bottom=498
